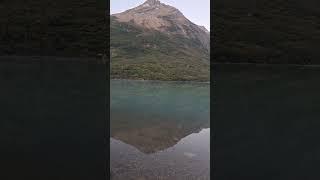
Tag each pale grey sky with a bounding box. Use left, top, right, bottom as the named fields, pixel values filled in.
left=110, top=0, right=210, bottom=31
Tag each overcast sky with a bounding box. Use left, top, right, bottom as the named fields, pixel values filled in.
left=110, top=0, right=210, bottom=31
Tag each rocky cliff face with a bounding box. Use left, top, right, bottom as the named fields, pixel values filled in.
left=113, top=0, right=210, bottom=52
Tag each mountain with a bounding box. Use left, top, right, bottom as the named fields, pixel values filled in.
left=113, top=0, right=210, bottom=51
left=213, top=0, right=320, bottom=64
left=110, top=0, right=210, bottom=81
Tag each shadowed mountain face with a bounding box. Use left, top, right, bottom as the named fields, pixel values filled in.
left=213, top=0, right=320, bottom=64
left=110, top=0, right=210, bottom=81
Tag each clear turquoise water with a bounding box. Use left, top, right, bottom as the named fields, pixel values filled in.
left=110, top=80, right=210, bottom=180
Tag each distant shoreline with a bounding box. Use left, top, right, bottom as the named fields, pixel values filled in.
left=110, top=78, right=210, bottom=84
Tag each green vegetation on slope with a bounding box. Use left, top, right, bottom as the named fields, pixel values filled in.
left=213, top=0, right=320, bottom=64
left=110, top=17, right=210, bottom=81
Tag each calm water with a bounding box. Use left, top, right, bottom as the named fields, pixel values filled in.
left=0, top=61, right=106, bottom=180
left=213, top=64, right=320, bottom=179
left=110, top=80, right=210, bottom=180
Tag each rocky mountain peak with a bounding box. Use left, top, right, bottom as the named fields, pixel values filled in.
left=129, top=0, right=181, bottom=16
left=112, top=0, right=210, bottom=51
left=143, top=0, right=161, bottom=6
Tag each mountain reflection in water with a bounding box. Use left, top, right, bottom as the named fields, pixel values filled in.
left=110, top=80, right=210, bottom=180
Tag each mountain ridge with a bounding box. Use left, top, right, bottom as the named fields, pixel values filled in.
left=112, top=0, right=209, bottom=51
left=110, top=0, right=210, bottom=81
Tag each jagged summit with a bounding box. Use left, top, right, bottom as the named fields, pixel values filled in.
left=112, top=0, right=210, bottom=51
left=143, top=0, right=161, bottom=6
left=139, top=0, right=178, bottom=12
left=114, top=0, right=182, bottom=21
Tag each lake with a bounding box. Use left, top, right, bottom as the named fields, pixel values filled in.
left=213, top=64, right=320, bottom=179
left=0, top=59, right=106, bottom=180
left=110, top=80, right=210, bottom=180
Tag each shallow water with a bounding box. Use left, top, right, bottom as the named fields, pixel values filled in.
left=110, top=80, right=210, bottom=180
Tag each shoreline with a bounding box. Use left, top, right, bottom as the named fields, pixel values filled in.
left=110, top=78, right=210, bottom=84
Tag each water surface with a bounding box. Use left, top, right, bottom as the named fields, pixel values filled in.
left=0, top=60, right=106, bottom=180
left=213, top=64, right=320, bottom=180
left=110, top=80, right=210, bottom=180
